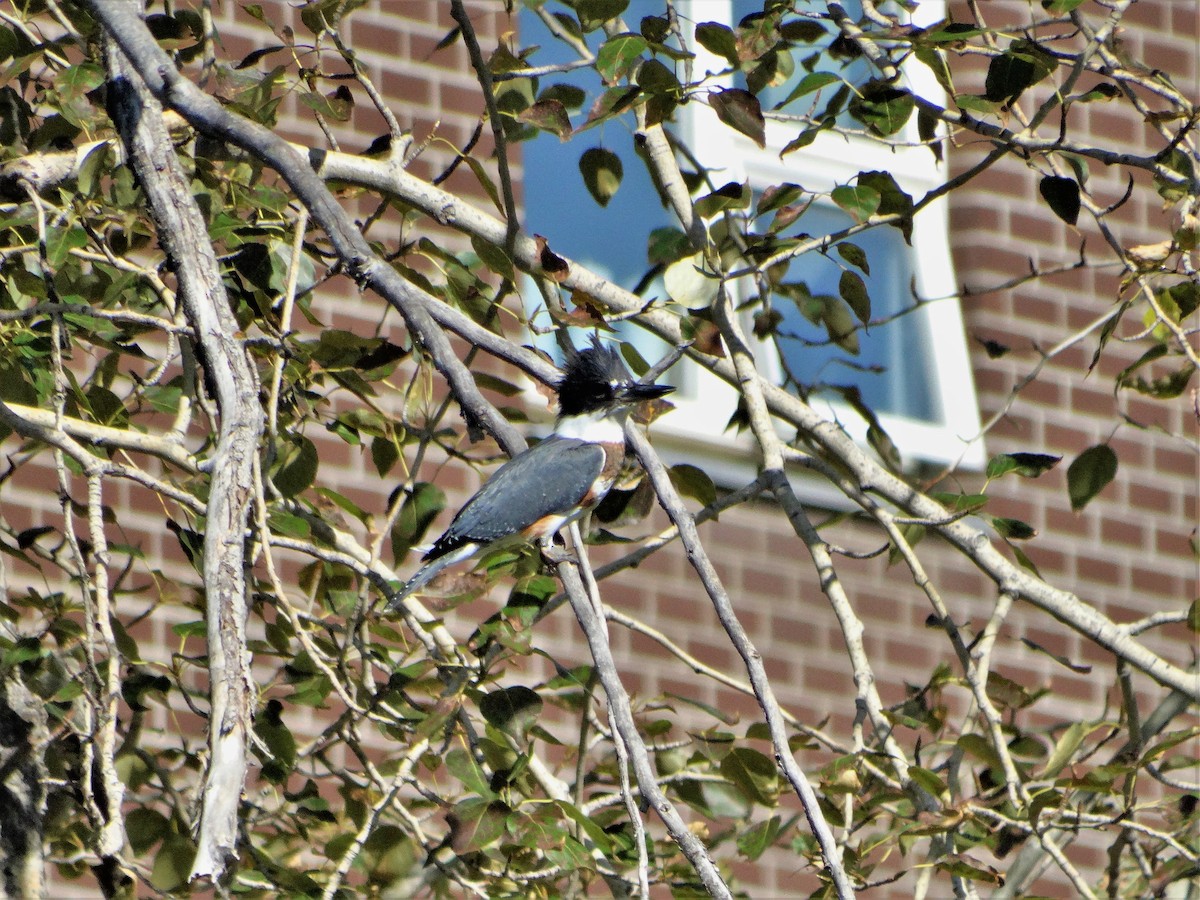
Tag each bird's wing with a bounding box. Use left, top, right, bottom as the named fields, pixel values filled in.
left=425, top=437, right=605, bottom=560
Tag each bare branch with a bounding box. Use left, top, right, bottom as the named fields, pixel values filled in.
left=102, top=22, right=262, bottom=881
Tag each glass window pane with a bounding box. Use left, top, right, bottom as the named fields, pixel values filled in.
left=773, top=204, right=937, bottom=421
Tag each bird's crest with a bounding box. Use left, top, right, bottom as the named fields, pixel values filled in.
left=557, top=338, right=633, bottom=416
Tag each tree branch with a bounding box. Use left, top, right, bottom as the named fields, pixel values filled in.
left=102, top=22, right=262, bottom=882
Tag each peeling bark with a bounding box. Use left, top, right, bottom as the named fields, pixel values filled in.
left=0, top=674, right=49, bottom=900
left=102, top=18, right=263, bottom=884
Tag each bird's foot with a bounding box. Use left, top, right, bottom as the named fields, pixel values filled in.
left=540, top=545, right=574, bottom=565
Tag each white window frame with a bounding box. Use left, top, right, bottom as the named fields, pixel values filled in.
left=651, top=0, right=984, bottom=481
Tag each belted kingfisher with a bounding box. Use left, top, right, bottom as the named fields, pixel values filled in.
left=389, top=340, right=674, bottom=607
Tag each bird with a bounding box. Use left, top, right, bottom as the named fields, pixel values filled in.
left=388, top=339, right=674, bottom=608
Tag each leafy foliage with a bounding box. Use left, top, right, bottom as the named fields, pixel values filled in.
left=0, top=1, right=1194, bottom=898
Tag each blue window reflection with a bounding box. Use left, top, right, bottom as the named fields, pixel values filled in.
left=775, top=204, right=936, bottom=421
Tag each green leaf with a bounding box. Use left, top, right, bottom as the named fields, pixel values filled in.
left=272, top=435, right=318, bottom=497
left=517, top=98, right=572, bottom=139
left=668, top=464, right=717, bottom=507
left=836, top=242, right=869, bottom=275
left=695, top=22, right=739, bottom=68
left=76, top=142, right=111, bottom=196
left=954, top=92, right=1001, bottom=115
left=780, top=121, right=832, bottom=156
left=986, top=452, right=1062, bottom=479
left=921, top=22, right=989, bottom=44
left=554, top=800, right=614, bottom=853
left=1168, top=282, right=1200, bottom=317
left=821, top=296, right=859, bottom=355
left=1120, top=363, right=1194, bottom=399
left=576, top=0, right=629, bottom=33
left=647, top=227, right=693, bottom=265
left=918, top=106, right=944, bottom=161
left=391, top=482, right=446, bottom=564
left=445, top=748, right=493, bottom=798
left=579, top=146, right=623, bottom=207
left=1066, top=444, right=1118, bottom=511
left=985, top=39, right=1056, bottom=106
left=736, top=815, right=783, bottom=860
left=720, top=746, right=779, bottom=805
left=1010, top=542, right=1042, bottom=577
left=663, top=253, right=719, bottom=306
left=1155, top=149, right=1194, bottom=203
left=471, top=234, right=515, bottom=281
left=1039, top=175, right=1080, bottom=225
left=908, top=765, right=949, bottom=801
left=709, top=88, right=765, bottom=148
left=694, top=181, right=749, bottom=218
left=579, top=85, right=642, bottom=132
left=255, top=698, right=297, bottom=783
left=887, top=524, right=924, bottom=567
left=775, top=71, right=841, bottom=110
left=538, top=82, right=586, bottom=110
left=474, top=373, right=523, bottom=397
left=1041, top=0, right=1086, bottom=12
left=1041, top=721, right=1098, bottom=778
left=639, top=14, right=670, bottom=43
left=596, top=33, right=647, bottom=83
left=848, top=82, right=915, bottom=136
left=447, top=798, right=509, bottom=853
left=838, top=270, right=870, bottom=326
left=479, top=685, right=543, bottom=739
left=991, top=516, right=1037, bottom=540
left=930, top=491, right=989, bottom=513
left=757, top=182, right=806, bottom=216
left=149, top=831, right=195, bottom=893
left=1187, top=598, right=1199, bottom=633
left=46, top=226, right=86, bottom=268
left=857, top=170, right=915, bottom=243
left=1072, top=82, right=1120, bottom=103
left=1020, top=637, right=1092, bottom=673
left=831, top=184, right=880, bottom=223
left=938, top=856, right=1004, bottom=885
left=172, top=620, right=206, bottom=639
left=298, top=88, right=352, bottom=122
left=636, top=58, right=681, bottom=96
left=914, top=47, right=954, bottom=95
left=126, top=808, right=169, bottom=855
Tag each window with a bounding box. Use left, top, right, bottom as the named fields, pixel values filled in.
left=520, top=0, right=984, bottom=485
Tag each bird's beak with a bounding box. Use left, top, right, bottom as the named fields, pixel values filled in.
left=621, top=382, right=675, bottom=403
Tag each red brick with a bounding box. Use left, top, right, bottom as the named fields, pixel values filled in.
left=1088, top=106, right=1141, bottom=147
left=1127, top=397, right=1178, bottom=431
left=1155, top=527, right=1194, bottom=557
left=379, top=69, right=434, bottom=108
left=1099, top=517, right=1145, bottom=550
left=1011, top=291, right=1064, bottom=327
left=409, top=31, right=469, bottom=71
left=951, top=203, right=1004, bottom=232
left=1074, top=553, right=1123, bottom=587
left=1009, top=212, right=1060, bottom=248
left=1171, top=5, right=1200, bottom=35
left=1044, top=422, right=1094, bottom=456
left=1127, top=480, right=1174, bottom=514
left=1129, top=565, right=1181, bottom=596
left=1141, top=40, right=1192, bottom=80
left=438, top=83, right=487, bottom=121
left=1154, top=445, right=1197, bottom=478
left=1021, top=375, right=1065, bottom=408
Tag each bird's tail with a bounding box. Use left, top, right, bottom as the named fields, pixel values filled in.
left=386, top=543, right=478, bottom=611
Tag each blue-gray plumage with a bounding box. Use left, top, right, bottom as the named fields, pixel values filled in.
left=425, top=437, right=605, bottom=554
left=388, top=340, right=673, bottom=608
